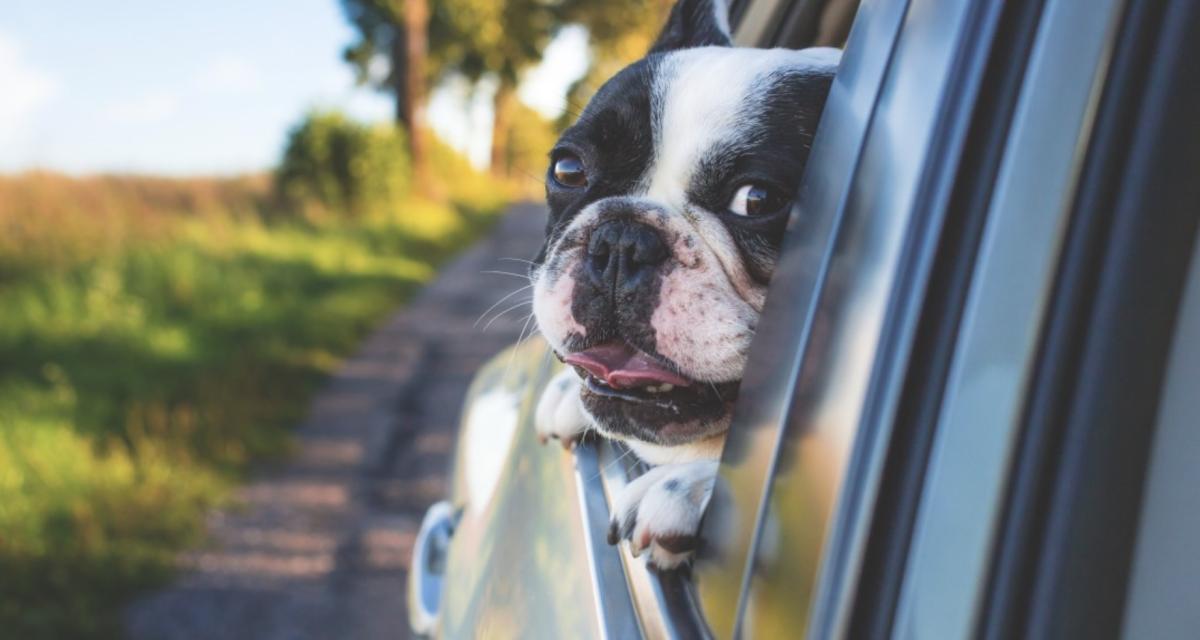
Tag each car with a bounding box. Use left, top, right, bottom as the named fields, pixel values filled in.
left=408, top=0, right=1200, bottom=636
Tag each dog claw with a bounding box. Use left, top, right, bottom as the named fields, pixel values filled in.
left=654, top=533, right=698, bottom=555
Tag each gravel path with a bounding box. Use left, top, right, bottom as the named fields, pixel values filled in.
left=125, top=204, right=548, bottom=640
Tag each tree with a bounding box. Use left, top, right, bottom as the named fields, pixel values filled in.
left=429, top=0, right=673, bottom=176
left=341, top=0, right=673, bottom=182
left=341, top=0, right=433, bottom=190
left=430, top=0, right=561, bottom=177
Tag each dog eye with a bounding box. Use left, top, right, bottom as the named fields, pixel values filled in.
left=728, top=183, right=789, bottom=216
left=552, top=154, right=588, bottom=188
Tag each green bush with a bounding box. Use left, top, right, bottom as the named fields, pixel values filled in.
left=276, top=111, right=412, bottom=218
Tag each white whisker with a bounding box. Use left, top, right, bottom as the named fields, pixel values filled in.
left=473, top=284, right=534, bottom=328
left=481, top=269, right=531, bottom=281
left=482, top=300, right=532, bottom=333
left=503, top=312, right=537, bottom=384
left=592, top=444, right=638, bottom=481
left=498, top=257, right=538, bottom=267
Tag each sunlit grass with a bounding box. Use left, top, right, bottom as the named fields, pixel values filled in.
left=0, top=172, right=509, bottom=638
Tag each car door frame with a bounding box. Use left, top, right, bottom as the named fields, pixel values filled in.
left=816, top=0, right=1200, bottom=638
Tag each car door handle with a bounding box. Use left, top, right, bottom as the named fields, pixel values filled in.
left=408, top=501, right=457, bottom=636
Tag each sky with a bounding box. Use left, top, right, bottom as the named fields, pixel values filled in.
left=0, top=0, right=589, bottom=175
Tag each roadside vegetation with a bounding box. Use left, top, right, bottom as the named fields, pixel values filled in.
left=0, top=0, right=673, bottom=635
left=0, top=115, right=512, bottom=638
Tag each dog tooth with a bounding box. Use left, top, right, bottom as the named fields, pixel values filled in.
left=660, top=384, right=674, bottom=392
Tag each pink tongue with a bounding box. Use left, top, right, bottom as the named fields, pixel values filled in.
left=564, top=343, right=692, bottom=389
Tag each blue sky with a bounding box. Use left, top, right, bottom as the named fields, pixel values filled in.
left=0, top=0, right=587, bottom=175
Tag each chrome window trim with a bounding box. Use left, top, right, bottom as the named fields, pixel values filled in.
left=574, top=404, right=709, bottom=639
left=593, top=440, right=709, bottom=639
left=572, top=441, right=643, bottom=640
left=891, top=0, right=1127, bottom=636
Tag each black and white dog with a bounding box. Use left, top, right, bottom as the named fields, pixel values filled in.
left=532, top=0, right=839, bottom=569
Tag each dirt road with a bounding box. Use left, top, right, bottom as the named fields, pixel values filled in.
left=126, top=204, right=547, bottom=640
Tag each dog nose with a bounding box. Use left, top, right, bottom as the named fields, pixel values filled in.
left=586, top=220, right=668, bottom=293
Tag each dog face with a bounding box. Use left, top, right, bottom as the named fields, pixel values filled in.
left=531, top=0, right=839, bottom=452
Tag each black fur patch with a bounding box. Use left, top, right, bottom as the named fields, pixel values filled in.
left=689, top=67, right=836, bottom=282
left=538, top=59, right=660, bottom=265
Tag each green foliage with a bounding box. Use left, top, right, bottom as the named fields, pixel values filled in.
left=431, top=0, right=560, bottom=85
left=0, top=168, right=505, bottom=638
left=276, top=110, right=413, bottom=218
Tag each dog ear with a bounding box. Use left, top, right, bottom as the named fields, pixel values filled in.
left=649, top=0, right=733, bottom=54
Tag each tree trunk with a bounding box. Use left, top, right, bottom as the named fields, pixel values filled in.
left=401, top=0, right=432, bottom=194
left=390, top=30, right=410, bottom=129
left=490, top=79, right=518, bottom=179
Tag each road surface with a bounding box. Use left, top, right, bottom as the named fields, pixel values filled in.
left=126, top=203, right=547, bottom=640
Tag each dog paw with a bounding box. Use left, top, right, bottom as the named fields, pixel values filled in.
left=607, top=460, right=719, bottom=570
left=534, top=368, right=590, bottom=449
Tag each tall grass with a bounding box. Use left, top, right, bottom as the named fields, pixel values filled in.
left=0, top=169, right=510, bottom=638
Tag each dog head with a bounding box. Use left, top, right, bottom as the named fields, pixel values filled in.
left=531, top=0, right=839, bottom=455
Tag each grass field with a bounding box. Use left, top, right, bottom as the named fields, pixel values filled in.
left=0, top=171, right=509, bottom=638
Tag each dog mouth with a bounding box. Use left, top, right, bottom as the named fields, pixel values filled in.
left=563, top=341, right=738, bottom=410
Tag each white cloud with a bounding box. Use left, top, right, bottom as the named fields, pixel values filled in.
left=0, top=33, right=59, bottom=147
left=103, top=91, right=180, bottom=124
left=194, top=53, right=262, bottom=93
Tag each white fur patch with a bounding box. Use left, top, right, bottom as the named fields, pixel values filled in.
left=530, top=257, right=586, bottom=355
left=629, top=435, right=725, bottom=466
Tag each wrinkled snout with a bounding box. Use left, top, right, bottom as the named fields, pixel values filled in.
left=585, top=219, right=669, bottom=297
